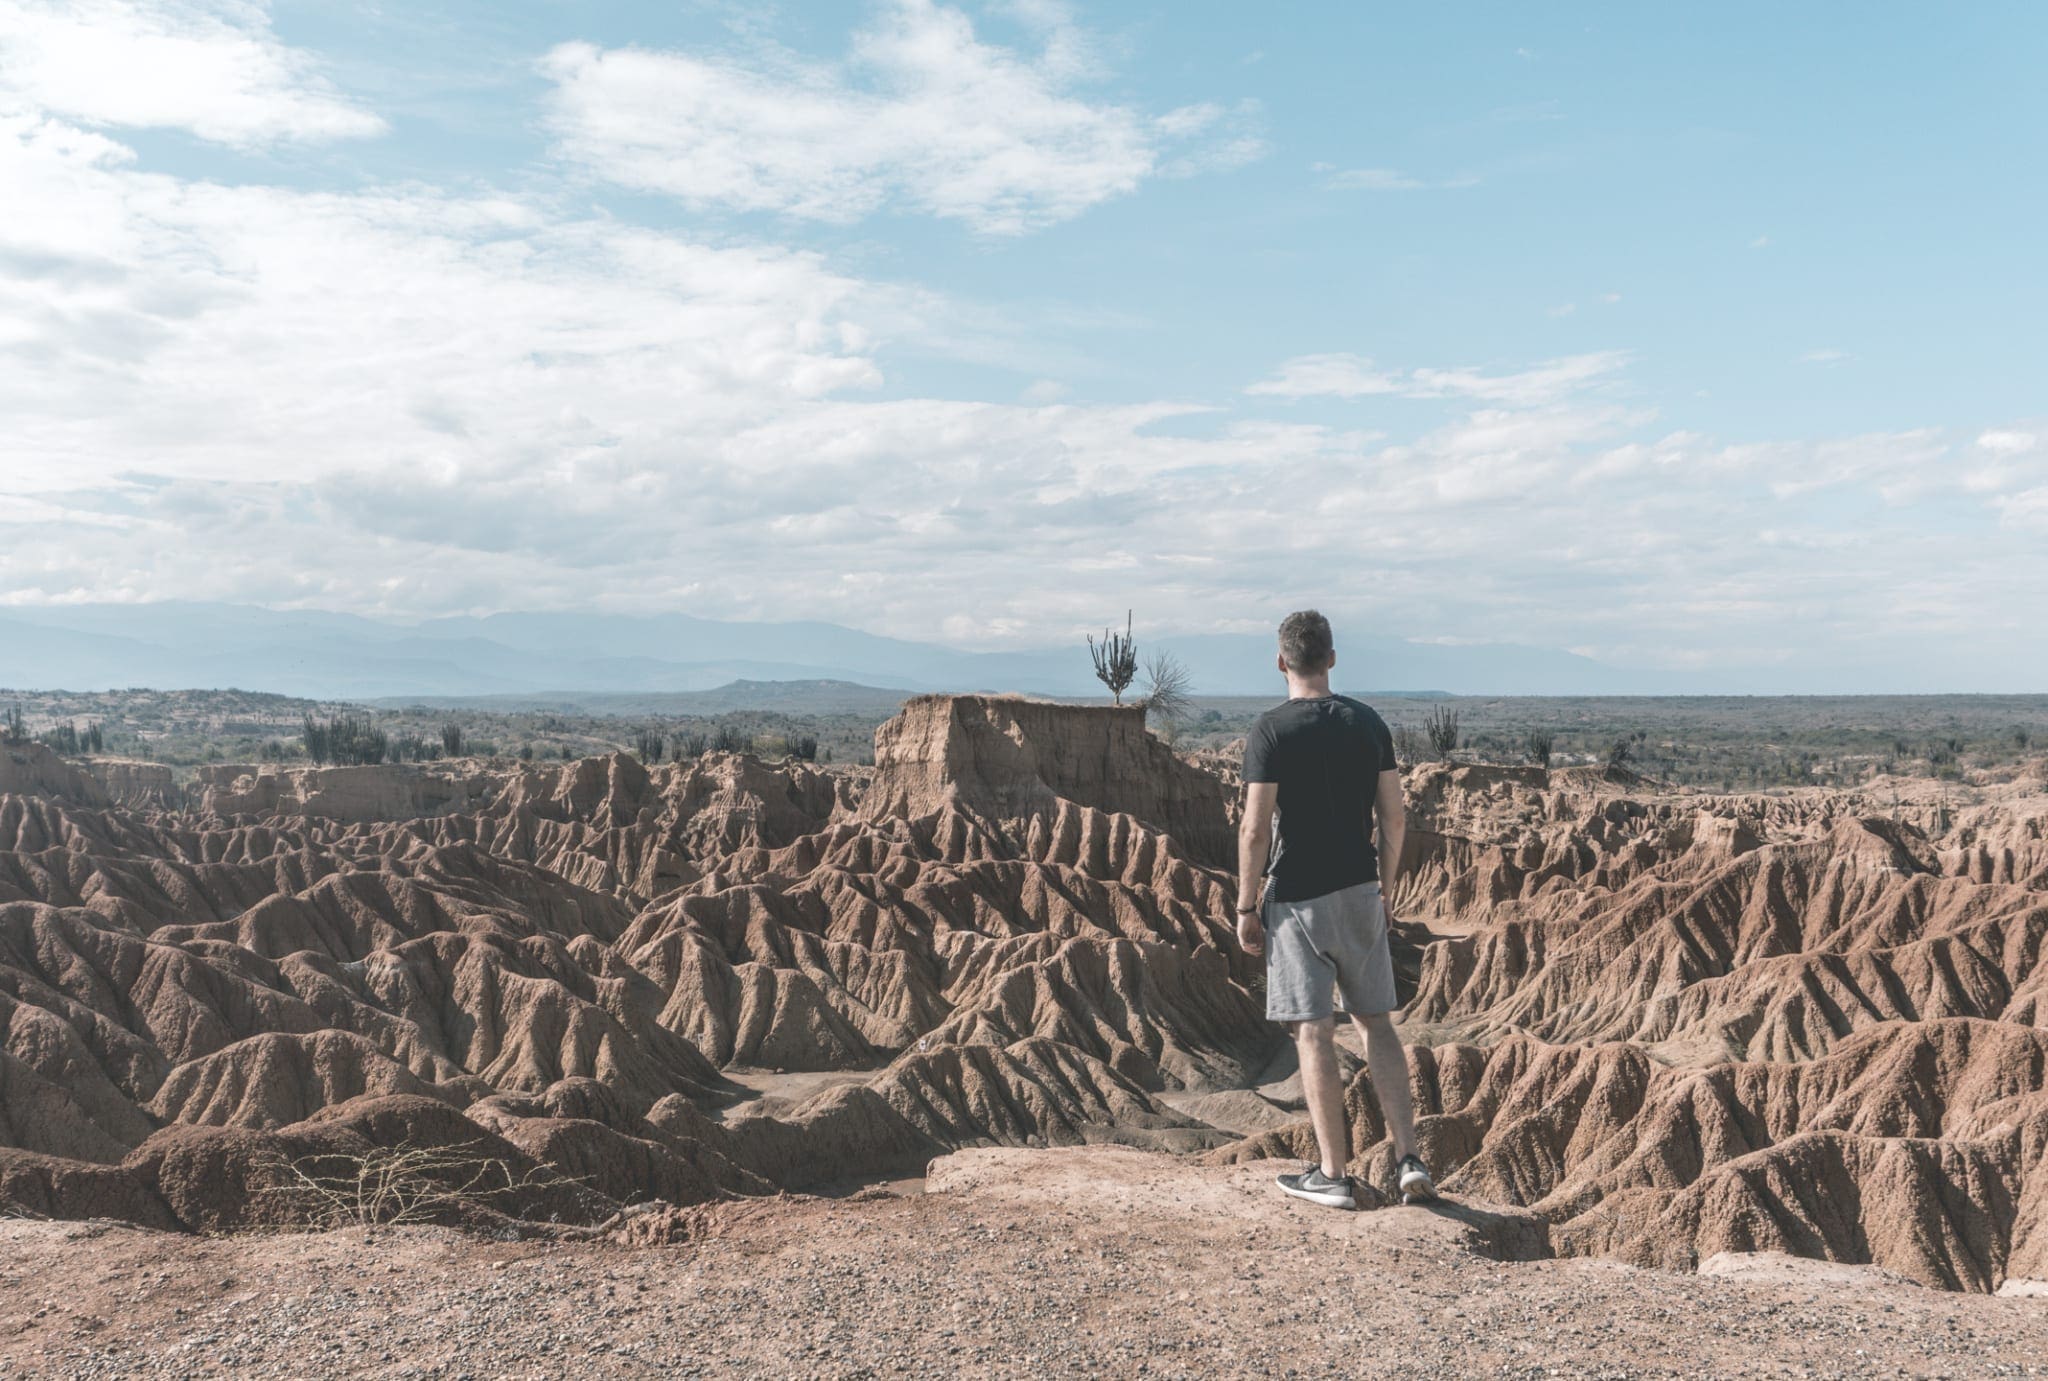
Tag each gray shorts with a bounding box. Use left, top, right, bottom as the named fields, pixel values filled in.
left=1264, top=881, right=1398, bottom=1022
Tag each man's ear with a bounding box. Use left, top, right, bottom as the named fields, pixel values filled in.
left=1327, top=650, right=1337, bottom=674
left=1276, top=654, right=1288, bottom=676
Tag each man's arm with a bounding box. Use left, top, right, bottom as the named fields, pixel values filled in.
left=1235, top=780, right=1278, bottom=954
left=1374, top=767, right=1406, bottom=899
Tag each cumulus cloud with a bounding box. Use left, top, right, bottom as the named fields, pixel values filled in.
left=539, top=0, right=1261, bottom=234
left=1246, top=351, right=1630, bottom=407
left=0, top=0, right=384, bottom=145
left=0, top=5, right=2041, bottom=683
left=0, top=107, right=880, bottom=498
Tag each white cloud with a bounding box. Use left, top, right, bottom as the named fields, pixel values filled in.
left=0, top=0, right=384, bottom=146
left=1998, top=487, right=2048, bottom=532
left=0, top=108, right=879, bottom=497
left=1246, top=351, right=1629, bottom=407
left=1963, top=430, right=2047, bottom=495
left=1798, top=347, right=1849, bottom=365
left=1749, top=234, right=1770, bottom=250
left=1978, top=429, right=2038, bottom=456
left=0, top=18, right=2041, bottom=683
left=1321, top=166, right=1477, bottom=191
left=1712, top=429, right=1952, bottom=501
left=539, top=0, right=1260, bottom=234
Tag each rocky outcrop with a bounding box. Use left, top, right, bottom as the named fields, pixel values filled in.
left=863, top=696, right=1234, bottom=867
left=0, top=744, right=111, bottom=808
left=87, top=760, right=184, bottom=809
left=195, top=763, right=493, bottom=822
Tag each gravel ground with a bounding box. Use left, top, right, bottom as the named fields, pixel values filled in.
left=1, top=1148, right=2043, bottom=1380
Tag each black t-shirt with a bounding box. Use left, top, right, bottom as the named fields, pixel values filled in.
left=1241, top=694, right=1399, bottom=904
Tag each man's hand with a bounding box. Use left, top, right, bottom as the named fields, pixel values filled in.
left=1237, top=781, right=1278, bottom=959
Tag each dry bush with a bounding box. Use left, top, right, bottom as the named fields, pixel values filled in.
left=256, top=1139, right=581, bottom=1230
left=1523, top=729, right=1554, bottom=768
left=1140, top=650, right=1195, bottom=730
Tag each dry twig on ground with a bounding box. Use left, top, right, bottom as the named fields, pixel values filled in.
left=255, top=1140, right=582, bottom=1230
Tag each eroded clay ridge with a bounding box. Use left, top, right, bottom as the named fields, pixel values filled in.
left=1, top=713, right=2043, bottom=1293
left=0, top=698, right=1262, bottom=1236
left=1243, top=761, right=2048, bottom=1292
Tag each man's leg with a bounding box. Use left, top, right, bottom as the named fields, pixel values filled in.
left=1294, top=1016, right=1350, bottom=1178
left=1349, top=1010, right=1419, bottom=1162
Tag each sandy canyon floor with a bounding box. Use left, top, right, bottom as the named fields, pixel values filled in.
left=5, top=1147, right=2046, bottom=1381
left=3, top=694, right=2046, bottom=1375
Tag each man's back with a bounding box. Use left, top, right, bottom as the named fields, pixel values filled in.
left=1240, top=693, right=1397, bottom=904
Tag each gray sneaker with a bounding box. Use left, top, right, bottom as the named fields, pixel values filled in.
left=1276, top=1164, right=1356, bottom=1210
left=1397, top=1154, right=1436, bottom=1203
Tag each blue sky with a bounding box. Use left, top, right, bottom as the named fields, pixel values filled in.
left=1, top=1, right=2044, bottom=689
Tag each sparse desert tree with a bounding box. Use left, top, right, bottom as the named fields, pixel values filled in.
left=1523, top=729, right=1555, bottom=768
left=672, top=730, right=708, bottom=761
left=790, top=734, right=819, bottom=761
left=1140, top=650, right=1195, bottom=730
left=1605, top=736, right=1636, bottom=770
left=1, top=705, right=24, bottom=745
left=306, top=713, right=386, bottom=766
left=518, top=743, right=533, bottom=761
left=1087, top=611, right=1138, bottom=705
left=2014, top=727, right=2032, bottom=751
left=1393, top=724, right=1424, bottom=765
left=440, top=723, right=464, bottom=758
left=302, top=712, right=329, bottom=764
left=337, top=715, right=388, bottom=766
left=390, top=732, right=431, bottom=762
left=44, top=722, right=80, bottom=755
left=84, top=721, right=104, bottom=753
left=711, top=723, right=747, bottom=754
left=633, top=730, right=664, bottom=764
left=1425, top=705, right=1461, bottom=759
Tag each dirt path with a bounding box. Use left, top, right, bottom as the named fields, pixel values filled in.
left=2, top=1147, right=2042, bottom=1380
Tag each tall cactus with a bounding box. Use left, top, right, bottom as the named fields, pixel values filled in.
left=1088, top=610, right=1138, bottom=705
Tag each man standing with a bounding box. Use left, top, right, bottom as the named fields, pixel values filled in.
left=1235, top=610, right=1434, bottom=1209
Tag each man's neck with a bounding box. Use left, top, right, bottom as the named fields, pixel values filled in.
left=1285, top=675, right=1333, bottom=701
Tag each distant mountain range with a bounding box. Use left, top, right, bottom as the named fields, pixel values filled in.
left=0, top=602, right=1675, bottom=699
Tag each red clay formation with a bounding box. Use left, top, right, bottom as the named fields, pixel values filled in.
left=2, top=701, right=2044, bottom=1309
